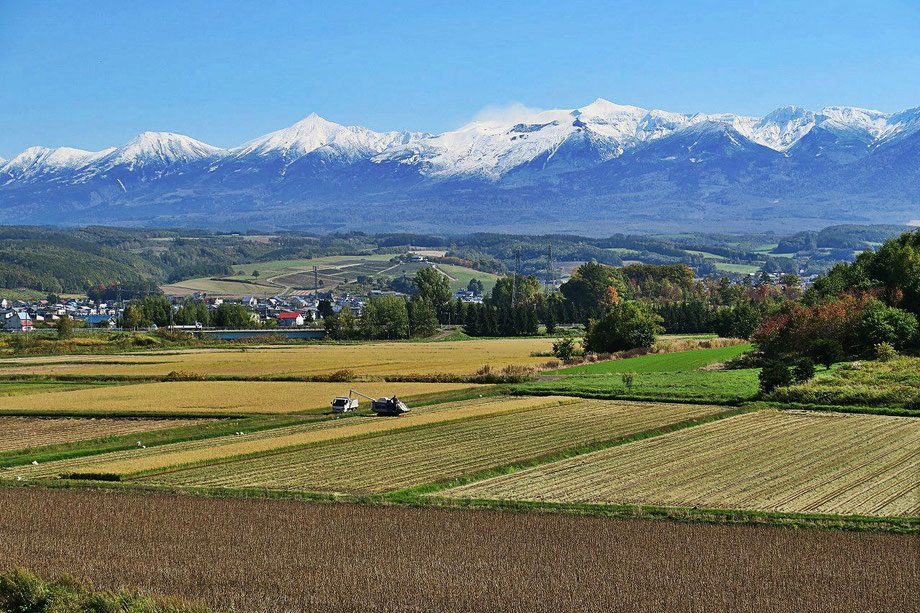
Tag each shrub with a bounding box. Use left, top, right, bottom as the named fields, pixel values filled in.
left=810, top=339, right=845, bottom=369
left=858, top=301, right=918, bottom=353
left=875, top=342, right=898, bottom=362
left=759, top=360, right=792, bottom=394
left=621, top=372, right=635, bottom=392
left=155, top=328, right=195, bottom=343
left=792, top=357, right=815, bottom=383
left=0, top=567, right=208, bottom=613
left=552, top=338, right=578, bottom=361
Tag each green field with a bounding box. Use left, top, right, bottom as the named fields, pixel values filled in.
left=163, top=254, right=497, bottom=297
left=714, top=262, right=761, bottom=274
left=553, top=345, right=752, bottom=375
left=515, top=369, right=761, bottom=404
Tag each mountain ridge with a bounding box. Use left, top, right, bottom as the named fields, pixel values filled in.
left=1, top=99, right=918, bottom=234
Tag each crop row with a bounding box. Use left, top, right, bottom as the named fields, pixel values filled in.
left=444, top=410, right=920, bottom=517
left=0, top=395, right=572, bottom=479
left=139, top=400, right=732, bottom=493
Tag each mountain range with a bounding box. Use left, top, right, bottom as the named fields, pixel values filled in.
left=2, top=99, right=918, bottom=234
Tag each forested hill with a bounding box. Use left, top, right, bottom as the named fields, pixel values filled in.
left=0, top=224, right=910, bottom=296
left=0, top=227, right=376, bottom=295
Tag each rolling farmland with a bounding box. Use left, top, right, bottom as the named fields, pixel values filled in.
left=1, top=396, right=571, bottom=479
left=0, top=416, right=213, bottom=452
left=137, top=400, right=734, bottom=493
left=2, top=488, right=916, bottom=613
left=444, top=410, right=920, bottom=517
left=0, top=338, right=556, bottom=377
left=0, top=380, right=477, bottom=416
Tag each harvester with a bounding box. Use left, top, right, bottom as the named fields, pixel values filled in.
left=331, top=389, right=410, bottom=416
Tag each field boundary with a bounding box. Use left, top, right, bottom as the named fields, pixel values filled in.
left=1, top=479, right=915, bottom=533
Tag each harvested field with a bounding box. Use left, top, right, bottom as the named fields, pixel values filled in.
left=0, top=380, right=476, bottom=416
left=0, top=338, right=556, bottom=377
left=445, top=410, right=920, bottom=517
left=1, top=488, right=917, bottom=613
left=2, top=396, right=571, bottom=479
left=0, top=417, right=212, bottom=452
left=138, top=400, right=733, bottom=493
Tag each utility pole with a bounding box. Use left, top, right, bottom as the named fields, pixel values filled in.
left=313, top=266, right=318, bottom=298
left=545, top=243, right=554, bottom=293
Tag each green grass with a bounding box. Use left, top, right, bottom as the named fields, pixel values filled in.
left=434, top=264, right=500, bottom=293
left=714, top=262, right=761, bottom=274
left=552, top=344, right=752, bottom=374
left=768, top=357, right=920, bottom=408
left=513, top=368, right=761, bottom=404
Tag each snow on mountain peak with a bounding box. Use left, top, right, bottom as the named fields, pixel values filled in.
left=232, top=113, right=413, bottom=163
left=0, top=145, right=115, bottom=182
left=106, top=131, right=225, bottom=168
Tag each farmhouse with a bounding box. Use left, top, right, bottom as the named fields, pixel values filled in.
left=276, top=311, right=305, bottom=326
left=4, top=312, right=34, bottom=332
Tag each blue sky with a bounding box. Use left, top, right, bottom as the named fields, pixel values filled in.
left=1, top=0, right=919, bottom=158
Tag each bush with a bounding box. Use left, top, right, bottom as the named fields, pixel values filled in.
left=875, top=342, right=898, bottom=362
left=810, top=338, right=845, bottom=369
left=858, top=301, right=918, bottom=353
left=583, top=301, right=663, bottom=353
left=155, top=328, right=196, bottom=343
left=552, top=338, right=578, bottom=361
left=0, top=567, right=208, bottom=613
left=792, top=357, right=815, bottom=383
left=759, top=360, right=792, bottom=394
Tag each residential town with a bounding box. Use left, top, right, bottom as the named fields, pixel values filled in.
left=0, top=286, right=486, bottom=332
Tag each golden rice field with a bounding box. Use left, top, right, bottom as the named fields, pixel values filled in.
left=1, top=396, right=572, bottom=479
left=0, top=338, right=556, bottom=377
left=443, top=410, right=920, bottom=517
left=137, top=400, right=733, bottom=493
left=0, top=380, right=477, bottom=416
left=0, top=416, right=213, bottom=452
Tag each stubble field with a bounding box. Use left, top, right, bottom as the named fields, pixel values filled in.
left=444, top=410, right=920, bottom=517
left=2, top=395, right=572, bottom=479
left=0, top=416, right=214, bottom=452
left=136, top=399, right=733, bottom=493
left=1, top=488, right=916, bottom=613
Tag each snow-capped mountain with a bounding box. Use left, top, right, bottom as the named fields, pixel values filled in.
left=1, top=99, right=917, bottom=233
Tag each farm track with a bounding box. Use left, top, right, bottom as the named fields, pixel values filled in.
left=443, top=410, right=920, bottom=517
left=137, top=400, right=732, bottom=493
